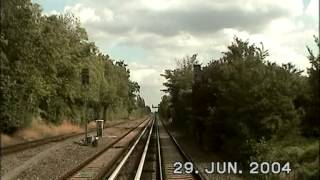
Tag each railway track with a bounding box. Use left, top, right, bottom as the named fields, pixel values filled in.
left=60, top=117, right=152, bottom=180
left=0, top=119, right=139, bottom=155
left=62, top=115, right=206, bottom=180
left=158, top=119, right=206, bottom=180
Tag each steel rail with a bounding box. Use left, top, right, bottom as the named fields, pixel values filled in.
left=134, top=117, right=155, bottom=180
left=156, top=118, right=164, bottom=180
left=0, top=119, right=134, bottom=155
left=160, top=118, right=207, bottom=180
left=107, top=117, right=154, bottom=180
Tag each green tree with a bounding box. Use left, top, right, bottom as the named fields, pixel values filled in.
left=1, top=0, right=42, bottom=132
left=302, top=36, right=320, bottom=136
left=161, top=54, right=198, bottom=129
left=0, top=0, right=149, bottom=133
left=160, top=37, right=307, bottom=162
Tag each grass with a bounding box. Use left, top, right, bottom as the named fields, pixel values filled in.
left=252, top=135, right=319, bottom=180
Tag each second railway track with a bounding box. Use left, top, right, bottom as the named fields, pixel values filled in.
left=1, top=120, right=134, bottom=155
left=61, top=117, right=152, bottom=180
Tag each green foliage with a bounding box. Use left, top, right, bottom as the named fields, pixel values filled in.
left=301, top=36, right=320, bottom=137
left=160, top=54, right=198, bottom=129
left=251, top=136, right=319, bottom=180
left=1, top=0, right=42, bottom=132
left=159, top=37, right=318, bottom=177
left=0, top=0, right=149, bottom=133
left=159, top=95, right=171, bottom=120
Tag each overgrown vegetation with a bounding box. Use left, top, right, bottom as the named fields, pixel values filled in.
left=0, top=0, right=151, bottom=134
left=159, top=37, right=319, bottom=179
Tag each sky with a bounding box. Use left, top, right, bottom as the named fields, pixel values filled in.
left=34, top=0, right=319, bottom=107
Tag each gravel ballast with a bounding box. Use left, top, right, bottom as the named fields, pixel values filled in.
left=1, top=118, right=147, bottom=180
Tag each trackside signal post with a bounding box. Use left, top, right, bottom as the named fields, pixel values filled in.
left=152, top=105, right=159, bottom=120
left=81, top=68, right=89, bottom=145
left=96, top=120, right=104, bottom=137
left=192, top=64, right=205, bottom=149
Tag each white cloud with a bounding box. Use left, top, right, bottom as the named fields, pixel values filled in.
left=102, top=8, right=115, bottom=22
left=305, top=0, right=319, bottom=17
left=41, top=0, right=318, bottom=106
left=48, top=10, right=59, bottom=15
left=268, top=18, right=296, bottom=33
left=130, top=68, right=157, bottom=83
left=129, top=65, right=165, bottom=106
left=139, top=0, right=180, bottom=11
left=64, top=4, right=101, bottom=23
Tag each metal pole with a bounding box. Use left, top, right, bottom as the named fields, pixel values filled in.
left=85, top=96, right=88, bottom=142
left=81, top=68, right=89, bottom=144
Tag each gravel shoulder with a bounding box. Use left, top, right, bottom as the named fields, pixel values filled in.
left=175, top=134, right=243, bottom=180
left=1, top=118, right=146, bottom=180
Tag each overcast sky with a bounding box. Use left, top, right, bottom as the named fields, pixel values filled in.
left=34, top=0, right=318, bottom=107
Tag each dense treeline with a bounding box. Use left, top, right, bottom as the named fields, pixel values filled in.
left=0, top=0, right=151, bottom=133
left=159, top=37, right=319, bottom=178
